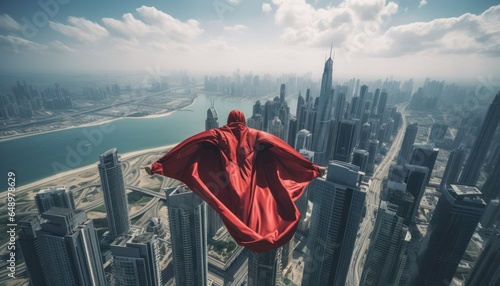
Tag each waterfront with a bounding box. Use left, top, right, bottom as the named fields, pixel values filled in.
left=0, top=93, right=291, bottom=186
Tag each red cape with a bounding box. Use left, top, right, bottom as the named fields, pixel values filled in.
left=151, top=110, right=320, bottom=252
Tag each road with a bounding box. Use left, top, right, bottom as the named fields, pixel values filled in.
left=348, top=104, right=408, bottom=286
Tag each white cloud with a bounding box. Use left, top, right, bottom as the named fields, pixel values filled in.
left=203, top=38, right=236, bottom=51
left=0, top=14, right=21, bottom=31
left=418, top=0, right=427, bottom=9
left=134, top=6, right=203, bottom=41
left=272, top=0, right=398, bottom=47
left=50, top=17, right=109, bottom=42
left=51, top=40, right=75, bottom=53
left=100, top=6, right=205, bottom=53
left=223, top=24, right=248, bottom=32
left=0, top=35, right=47, bottom=52
left=369, top=5, right=500, bottom=57
left=262, top=3, right=273, bottom=13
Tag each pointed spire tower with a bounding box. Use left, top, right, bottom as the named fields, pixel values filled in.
left=312, top=44, right=335, bottom=165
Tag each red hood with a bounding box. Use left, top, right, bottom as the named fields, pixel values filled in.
left=227, top=110, right=246, bottom=126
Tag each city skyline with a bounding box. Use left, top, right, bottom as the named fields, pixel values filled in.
left=0, top=0, right=499, bottom=81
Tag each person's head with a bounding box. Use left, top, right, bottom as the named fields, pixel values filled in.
left=227, top=110, right=246, bottom=126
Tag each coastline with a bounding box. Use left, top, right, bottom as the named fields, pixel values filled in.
left=0, top=96, right=197, bottom=143
left=2, top=143, right=178, bottom=198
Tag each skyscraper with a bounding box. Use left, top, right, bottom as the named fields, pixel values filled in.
left=366, top=139, right=379, bottom=174
left=481, top=156, right=500, bottom=203
left=302, top=161, right=366, bottom=286
left=440, top=145, right=465, bottom=191
left=428, top=123, right=448, bottom=142
left=332, top=119, right=357, bottom=162
left=479, top=199, right=500, bottom=231
left=18, top=215, right=48, bottom=286
left=351, top=148, right=369, bottom=173
left=460, top=91, right=500, bottom=185
left=403, top=164, right=429, bottom=225
left=377, top=91, right=388, bottom=120
left=397, top=123, right=418, bottom=166
left=312, top=54, right=335, bottom=166
left=166, top=185, right=207, bottom=286
left=295, top=129, right=312, bottom=151
left=465, top=233, right=500, bottom=286
left=411, top=184, right=486, bottom=286
left=36, top=208, right=106, bottom=285
left=360, top=201, right=408, bottom=286
left=358, top=122, right=371, bottom=150
left=248, top=248, right=282, bottom=286
left=287, top=116, right=298, bottom=146
left=34, top=186, right=75, bottom=214
left=269, top=116, right=285, bottom=140
left=205, top=99, right=219, bottom=130
left=205, top=105, right=224, bottom=239
left=98, top=148, right=130, bottom=238
left=111, top=232, right=162, bottom=286
left=409, top=144, right=439, bottom=187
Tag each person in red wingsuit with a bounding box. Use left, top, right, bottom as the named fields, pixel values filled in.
left=145, top=109, right=325, bottom=253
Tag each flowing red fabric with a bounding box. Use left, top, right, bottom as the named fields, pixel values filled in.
left=151, top=110, right=320, bottom=252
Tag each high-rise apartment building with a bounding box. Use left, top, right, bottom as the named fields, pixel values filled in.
left=440, top=145, right=465, bottom=190
left=403, top=164, right=429, bottom=225
left=34, top=186, right=75, bottom=214
left=465, top=232, right=500, bottom=286
left=248, top=248, right=282, bottom=286
left=36, top=208, right=106, bottom=285
left=98, top=148, right=130, bottom=238
left=295, top=129, right=313, bottom=153
left=460, top=91, right=500, bottom=185
left=166, top=185, right=208, bottom=286
left=111, top=232, right=162, bottom=286
left=205, top=101, right=219, bottom=130
left=361, top=201, right=408, bottom=286
left=397, top=123, right=418, bottom=166
left=332, top=119, right=357, bottom=162
left=205, top=105, right=224, bottom=239
left=18, top=215, right=47, bottom=286
left=302, top=161, right=366, bottom=286
left=411, top=184, right=486, bottom=286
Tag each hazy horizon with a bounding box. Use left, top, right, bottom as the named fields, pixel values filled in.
left=0, top=0, right=499, bottom=82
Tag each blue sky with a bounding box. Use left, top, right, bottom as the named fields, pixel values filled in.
left=0, top=0, right=499, bottom=81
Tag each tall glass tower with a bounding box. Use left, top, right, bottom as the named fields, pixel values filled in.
left=205, top=102, right=224, bottom=239
left=36, top=208, right=106, bottom=285
left=205, top=98, right=219, bottom=130
left=465, top=233, right=500, bottom=286
left=397, top=123, right=418, bottom=166
left=98, top=148, right=130, bottom=238
left=312, top=53, right=334, bottom=166
left=166, top=185, right=208, bottom=286
left=301, top=161, right=366, bottom=286
left=411, top=184, right=485, bottom=286
left=460, top=91, right=500, bottom=185
left=361, top=201, right=409, bottom=286
left=248, top=248, right=282, bottom=286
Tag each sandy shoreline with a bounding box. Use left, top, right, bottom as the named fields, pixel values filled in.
left=0, top=143, right=179, bottom=198
left=0, top=96, right=197, bottom=143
